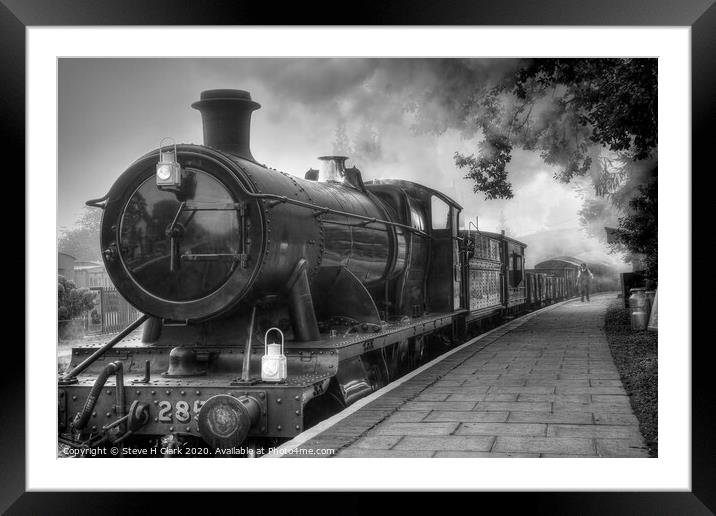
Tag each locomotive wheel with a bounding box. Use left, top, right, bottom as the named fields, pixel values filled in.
left=392, top=339, right=411, bottom=378
left=303, top=386, right=346, bottom=429
left=366, top=361, right=388, bottom=391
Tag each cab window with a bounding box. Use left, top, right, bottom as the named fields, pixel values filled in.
left=431, top=196, right=450, bottom=230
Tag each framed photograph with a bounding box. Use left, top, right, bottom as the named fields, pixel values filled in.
left=7, top=0, right=710, bottom=512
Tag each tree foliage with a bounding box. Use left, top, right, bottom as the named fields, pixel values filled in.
left=446, top=58, right=657, bottom=200
left=413, top=58, right=658, bottom=277
left=58, top=275, right=95, bottom=323
left=58, top=207, right=103, bottom=262
left=454, top=132, right=513, bottom=199
left=611, top=179, right=658, bottom=279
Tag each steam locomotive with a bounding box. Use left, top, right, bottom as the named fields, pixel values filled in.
left=58, top=89, right=572, bottom=455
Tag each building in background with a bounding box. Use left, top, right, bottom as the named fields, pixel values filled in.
left=58, top=252, right=76, bottom=282
left=58, top=252, right=139, bottom=334
left=73, top=260, right=113, bottom=288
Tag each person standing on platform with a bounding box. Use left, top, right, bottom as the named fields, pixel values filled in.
left=577, top=263, right=594, bottom=302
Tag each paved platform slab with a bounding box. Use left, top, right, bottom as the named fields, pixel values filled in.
left=275, top=294, right=650, bottom=458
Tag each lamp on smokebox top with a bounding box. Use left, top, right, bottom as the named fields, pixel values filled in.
left=261, top=328, right=287, bottom=383
left=156, top=138, right=182, bottom=188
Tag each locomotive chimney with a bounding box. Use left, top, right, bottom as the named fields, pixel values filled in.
left=191, top=89, right=261, bottom=161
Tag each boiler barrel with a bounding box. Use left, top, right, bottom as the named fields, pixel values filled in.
left=100, top=146, right=408, bottom=322
left=237, top=158, right=408, bottom=296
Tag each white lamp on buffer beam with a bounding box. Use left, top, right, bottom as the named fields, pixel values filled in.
left=261, top=328, right=287, bottom=383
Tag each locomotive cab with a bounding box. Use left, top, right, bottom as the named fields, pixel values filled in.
left=365, top=179, right=464, bottom=316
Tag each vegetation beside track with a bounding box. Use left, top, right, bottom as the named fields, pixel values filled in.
left=604, top=297, right=658, bottom=457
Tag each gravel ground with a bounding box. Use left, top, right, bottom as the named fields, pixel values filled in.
left=604, top=297, right=658, bottom=457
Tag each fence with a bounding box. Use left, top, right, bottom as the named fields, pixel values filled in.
left=71, top=287, right=142, bottom=335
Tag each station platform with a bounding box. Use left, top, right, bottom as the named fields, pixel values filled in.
left=270, top=293, right=649, bottom=458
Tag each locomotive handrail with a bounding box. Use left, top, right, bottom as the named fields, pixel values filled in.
left=85, top=160, right=430, bottom=238
left=320, top=218, right=391, bottom=232
left=260, top=194, right=432, bottom=239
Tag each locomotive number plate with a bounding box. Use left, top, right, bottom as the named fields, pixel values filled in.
left=156, top=400, right=205, bottom=423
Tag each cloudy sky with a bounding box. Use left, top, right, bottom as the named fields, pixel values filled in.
left=58, top=58, right=623, bottom=268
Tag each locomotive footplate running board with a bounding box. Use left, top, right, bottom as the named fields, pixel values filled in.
left=310, top=311, right=467, bottom=360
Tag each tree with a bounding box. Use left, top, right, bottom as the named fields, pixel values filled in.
left=413, top=58, right=658, bottom=276
left=440, top=59, right=657, bottom=200
left=610, top=178, right=658, bottom=279
left=58, top=207, right=103, bottom=262
left=58, top=275, right=96, bottom=337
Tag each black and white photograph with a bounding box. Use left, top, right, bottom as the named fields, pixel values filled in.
left=3, top=7, right=704, bottom=507
left=56, top=57, right=659, bottom=460
left=0, top=0, right=711, bottom=504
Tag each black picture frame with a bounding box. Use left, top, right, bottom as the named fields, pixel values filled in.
left=6, top=0, right=710, bottom=513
